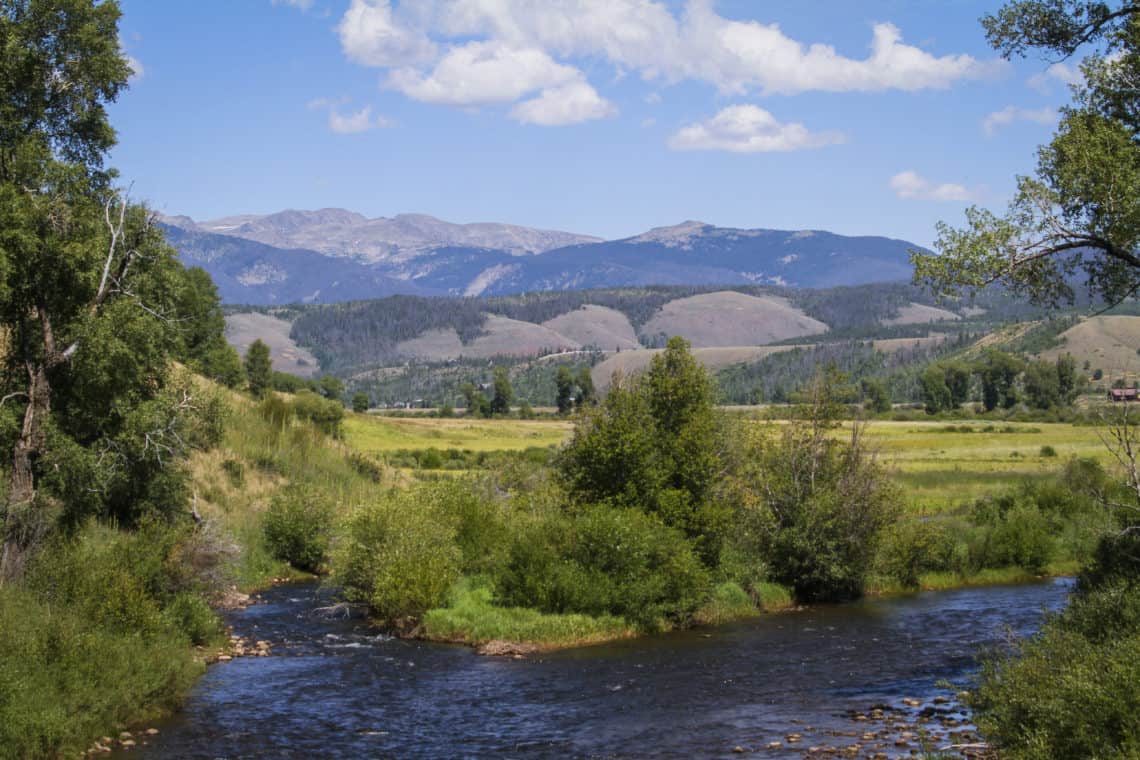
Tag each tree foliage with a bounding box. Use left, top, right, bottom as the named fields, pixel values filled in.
left=243, top=340, right=272, bottom=398
left=914, top=3, right=1140, bottom=307
left=0, top=0, right=228, bottom=578
left=753, top=372, right=902, bottom=602
left=558, top=337, right=732, bottom=565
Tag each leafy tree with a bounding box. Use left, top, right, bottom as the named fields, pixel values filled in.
left=1056, top=353, right=1081, bottom=402
left=921, top=365, right=954, bottom=414
left=243, top=340, right=272, bottom=398
left=459, top=382, right=489, bottom=418
left=0, top=0, right=225, bottom=578
left=555, top=366, right=575, bottom=414
left=754, top=373, right=902, bottom=602
left=942, top=361, right=974, bottom=406
left=978, top=349, right=1025, bottom=411
left=559, top=338, right=730, bottom=565
left=489, top=366, right=512, bottom=416
left=558, top=375, right=662, bottom=509
left=318, top=375, right=345, bottom=403
left=914, top=3, right=1140, bottom=308
left=861, top=378, right=892, bottom=413
left=575, top=366, right=596, bottom=409
left=351, top=392, right=370, bottom=413
left=1023, top=358, right=1063, bottom=409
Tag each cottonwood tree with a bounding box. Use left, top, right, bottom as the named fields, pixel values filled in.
left=913, top=2, right=1140, bottom=307
left=0, top=0, right=226, bottom=579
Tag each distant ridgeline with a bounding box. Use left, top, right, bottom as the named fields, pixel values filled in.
left=220, top=282, right=1055, bottom=407
left=162, top=210, right=926, bottom=305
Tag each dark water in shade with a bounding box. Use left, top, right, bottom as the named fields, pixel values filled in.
left=122, top=579, right=1072, bottom=759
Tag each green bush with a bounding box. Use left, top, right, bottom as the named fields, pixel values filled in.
left=162, top=592, right=224, bottom=646
left=974, top=582, right=1140, bottom=759
left=262, top=485, right=335, bottom=573
left=497, top=505, right=710, bottom=629
left=0, top=522, right=221, bottom=758
left=291, top=389, right=344, bottom=437
left=335, top=487, right=462, bottom=624
left=876, top=519, right=957, bottom=588
left=986, top=504, right=1055, bottom=573
left=754, top=408, right=902, bottom=603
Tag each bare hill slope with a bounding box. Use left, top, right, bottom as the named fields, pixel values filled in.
left=882, top=302, right=961, bottom=326
left=1041, top=316, right=1140, bottom=375
left=541, top=305, right=640, bottom=350
left=640, top=291, right=828, bottom=346
left=224, top=313, right=318, bottom=377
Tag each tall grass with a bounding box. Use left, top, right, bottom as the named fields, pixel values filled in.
left=422, top=578, right=632, bottom=647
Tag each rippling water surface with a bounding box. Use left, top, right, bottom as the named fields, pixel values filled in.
left=122, top=579, right=1071, bottom=759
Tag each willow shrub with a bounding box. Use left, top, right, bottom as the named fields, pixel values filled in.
left=335, top=485, right=462, bottom=625
left=496, top=504, right=710, bottom=630
left=263, top=483, right=335, bottom=573
left=974, top=580, right=1140, bottom=759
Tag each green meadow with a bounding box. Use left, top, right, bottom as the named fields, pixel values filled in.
left=345, top=413, right=572, bottom=454
left=345, top=412, right=1112, bottom=515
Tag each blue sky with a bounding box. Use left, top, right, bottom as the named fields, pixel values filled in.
left=110, top=1, right=1085, bottom=247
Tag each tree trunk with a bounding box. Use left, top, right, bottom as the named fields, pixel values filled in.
left=1, top=363, right=50, bottom=582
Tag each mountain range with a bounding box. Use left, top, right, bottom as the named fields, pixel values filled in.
left=162, top=209, right=925, bottom=305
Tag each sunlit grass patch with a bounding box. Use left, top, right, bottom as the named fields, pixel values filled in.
left=693, top=582, right=760, bottom=624
left=422, top=577, right=632, bottom=648
left=345, top=414, right=572, bottom=455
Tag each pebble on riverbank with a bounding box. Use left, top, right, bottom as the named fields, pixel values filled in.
left=203, top=633, right=273, bottom=664
left=83, top=728, right=158, bottom=756
left=745, top=693, right=993, bottom=759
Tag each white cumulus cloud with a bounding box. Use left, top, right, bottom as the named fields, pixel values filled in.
left=668, top=105, right=844, bottom=153
left=510, top=81, right=616, bottom=125
left=982, top=105, right=1056, bottom=136
left=333, top=0, right=1000, bottom=126
left=387, top=41, right=581, bottom=105
left=889, top=170, right=976, bottom=202
left=338, top=0, right=436, bottom=67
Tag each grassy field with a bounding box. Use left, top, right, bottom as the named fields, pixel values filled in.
left=345, top=413, right=572, bottom=454
left=847, top=420, right=1110, bottom=514
left=345, top=412, right=1116, bottom=514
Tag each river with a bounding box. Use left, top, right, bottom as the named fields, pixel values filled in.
left=120, top=579, right=1071, bottom=759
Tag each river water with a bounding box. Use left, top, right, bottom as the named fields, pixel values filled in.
left=123, top=579, right=1071, bottom=759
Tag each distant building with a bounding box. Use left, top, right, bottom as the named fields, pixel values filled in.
left=1108, top=388, right=1139, bottom=402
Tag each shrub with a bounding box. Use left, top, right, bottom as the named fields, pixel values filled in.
left=162, top=592, right=224, bottom=646
left=497, top=505, right=710, bottom=629
left=1039, top=444, right=1057, bottom=457
left=258, top=394, right=294, bottom=429
left=754, top=409, right=902, bottom=602
left=876, top=520, right=957, bottom=588
left=291, top=389, right=344, bottom=437
left=0, top=521, right=220, bottom=757
left=974, top=582, right=1140, bottom=759
left=335, top=487, right=462, bottom=624
left=263, top=485, right=335, bottom=573
left=221, top=458, right=245, bottom=488
left=986, top=504, right=1055, bottom=573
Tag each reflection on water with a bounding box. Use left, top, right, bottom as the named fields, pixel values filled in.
left=123, top=579, right=1071, bottom=759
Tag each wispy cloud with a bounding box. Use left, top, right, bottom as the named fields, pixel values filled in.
left=1027, top=62, right=1081, bottom=93
left=889, top=170, right=977, bottom=202
left=982, top=105, right=1055, bottom=136
left=328, top=106, right=392, bottom=134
